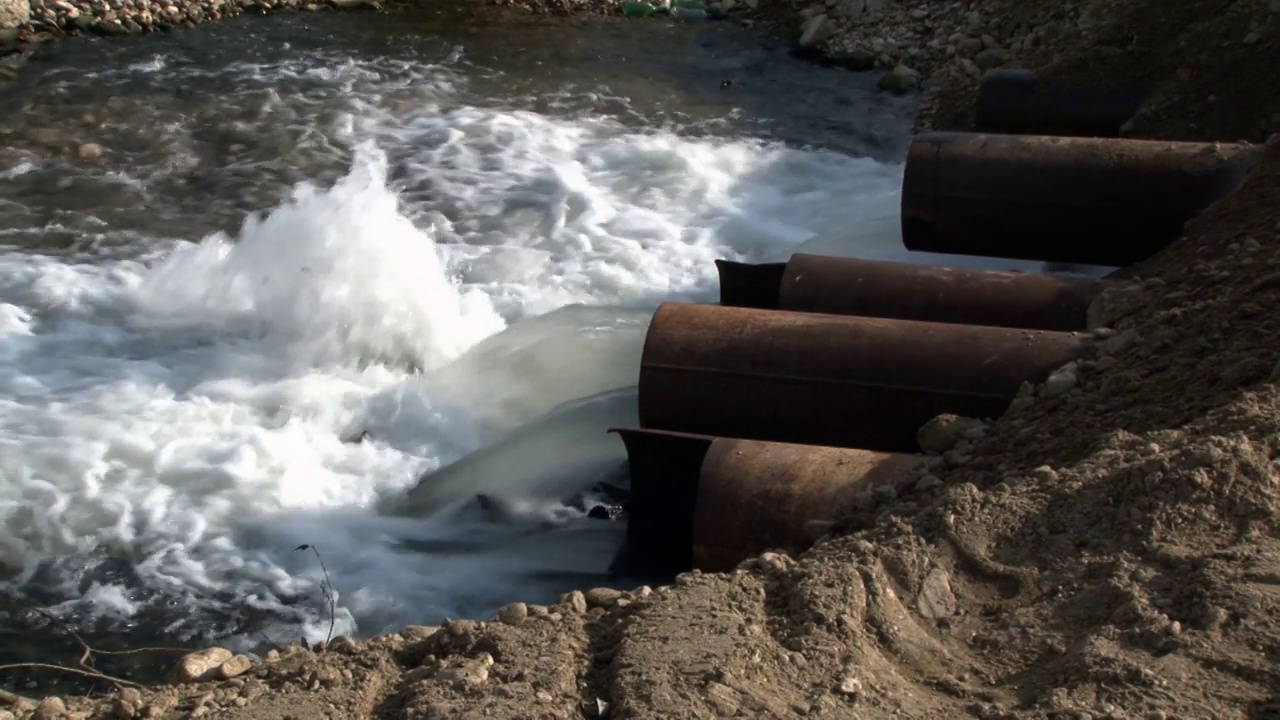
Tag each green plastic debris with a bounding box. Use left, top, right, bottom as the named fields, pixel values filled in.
left=621, top=1, right=661, bottom=16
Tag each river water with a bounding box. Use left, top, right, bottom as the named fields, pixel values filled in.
left=0, top=5, right=1063, bottom=686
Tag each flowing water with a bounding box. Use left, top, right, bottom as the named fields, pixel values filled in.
left=0, top=5, right=1089, bottom=687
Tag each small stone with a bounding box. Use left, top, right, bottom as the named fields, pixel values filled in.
left=498, top=602, right=528, bottom=626
left=33, top=697, right=66, bottom=720
left=585, top=587, right=624, bottom=608
left=798, top=13, right=832, bottom=48
left=915, top=474, right=943, bottom=491
left=917, top=414, right=985, bottom=454
left=877, top=64, right=921, bottom=94
left=1103, top=331, right=1134, bottom=355
left=218, top=655, right=253, bottom=679
left=916, top=567, right=957, bottom=619
left=1041, top=362, right=1078, bottom=397
left=327, top=635, right=359, bottom=654
left=872, top=483, right=898, bottom=503
left=435, top=653, right=494, bottom=690
left=836, top=676, right=863, bottom=697
left=173, top=648, right=234, bottom=682
left=560, top=590, right=588, bottom=615
left=1031, top=465, right=1059, bottom=483
left=974, top=48, right=1007, bottom=70
left=114, top=688, right=144, bottom=720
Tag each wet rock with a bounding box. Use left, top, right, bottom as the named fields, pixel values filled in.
left=218, top=655, right=253, bottom=679
left=498, top=601, right=528, bottom=626
left=172, top=647, right=234, bottom=683
left=827, top=46, right=876, bottom=71
left=878, top=64, right=920, bottom=93
left=0, top=0, right=29, bottom=28
left=830, top=0, right=862, bottom=20
left=77, top=142, right=105, bottom=161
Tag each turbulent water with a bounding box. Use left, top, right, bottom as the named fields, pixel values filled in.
left=0, top=6, right=1085, bottom=681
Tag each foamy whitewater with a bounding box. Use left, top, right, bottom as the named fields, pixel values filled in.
left=0, top=16, right=1099, bottom=651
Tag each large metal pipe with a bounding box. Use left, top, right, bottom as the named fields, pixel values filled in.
left=974, top=69, right=1146, bottom=138
left=717, top=253, right=1099, bottom=331
left=638, top=302, right=1087, bottom=451
left=901, top=132, right=1260, bottom=266
left=610, top=427, right=919, bottom=575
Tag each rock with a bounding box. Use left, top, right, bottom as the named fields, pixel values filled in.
left=916, top=567, right=958, bottom=619
left=957, top=36, right=982, bottom=57
left=33, top=697, right=66, bottom=720
left=974, top=48, right=1007, bottom=70
left=1087, top=283, right=1146, bottom=329
left=798, top=13, right=833, bottom=49
left=831, top=0, right=861, bottom=20
left=77, top=143, right=105, bottom=161
left=827, top=47, right=876, bottom=71
left=836, top=676, right=863, bottom=697
left=0, top=0, right=29, bottom=28
left=172, top=647, right=233, bottom=683
left=585, top=587, right=624, bottom=608
left=917, top=414, right=986, bottom=454
left=872, top=483, right=897, bottom=503
left=560, top=590, right=588, bottom=615
left=497, top=602, right=528, bottom=626
left=915, top=474, right=943, bottom=491
left=1041, top=362, right=1079, bottom=397
left=114, top=688, right=144, bottom=720
left=435, top=653, right=494, bottom=690
left=877, top=64, right=921, bottom=94
left=743, top=0, right=757, bottom=7
left=328, top=635, right=359, bottom=654
left=218, top=655, right=253, bottom=679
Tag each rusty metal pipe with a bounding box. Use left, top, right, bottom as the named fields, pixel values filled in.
left=719, top=253, right=1100, bottom=331
left=692, top=436, right=918, bottom=572
left=638, top=303, right=1087, bottom=451
left=610, top=427, right=920, bottom=575
left=975, top=69, right=1146, bottom=138
left=901, top=132, right=1260, bottom=266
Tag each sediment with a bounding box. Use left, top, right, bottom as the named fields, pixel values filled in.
left=3, top=0, right=1280, bottom=719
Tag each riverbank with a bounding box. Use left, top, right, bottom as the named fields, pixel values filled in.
left=3, top=1, right=1280, bottom=720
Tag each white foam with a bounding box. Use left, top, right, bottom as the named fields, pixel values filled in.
left=0, top=55, right=923, bottom=644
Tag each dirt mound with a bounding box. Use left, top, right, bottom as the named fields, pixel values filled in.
left=923, top=0, right=1280, bottom=141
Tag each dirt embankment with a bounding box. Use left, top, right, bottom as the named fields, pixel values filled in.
left=4, top=1, right=1280, bottom=720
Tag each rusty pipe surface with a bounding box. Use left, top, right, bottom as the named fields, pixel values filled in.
left=975, top=69, right=1146, bottom=138
left=610, top=427, right=919, bottom=575
left=692, top=437, right=918, bottom=572
left=901, top=132, right=1260, bottom=266
left=717, top=254, right=1099, bottom=330
left=638, top=302, right=1087, bottom=451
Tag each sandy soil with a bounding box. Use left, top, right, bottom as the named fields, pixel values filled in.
left=5, top=0, right=1280, bottom=719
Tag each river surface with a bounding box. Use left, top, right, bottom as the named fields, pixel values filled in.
left=0, top=5, right=1066, bottom=687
